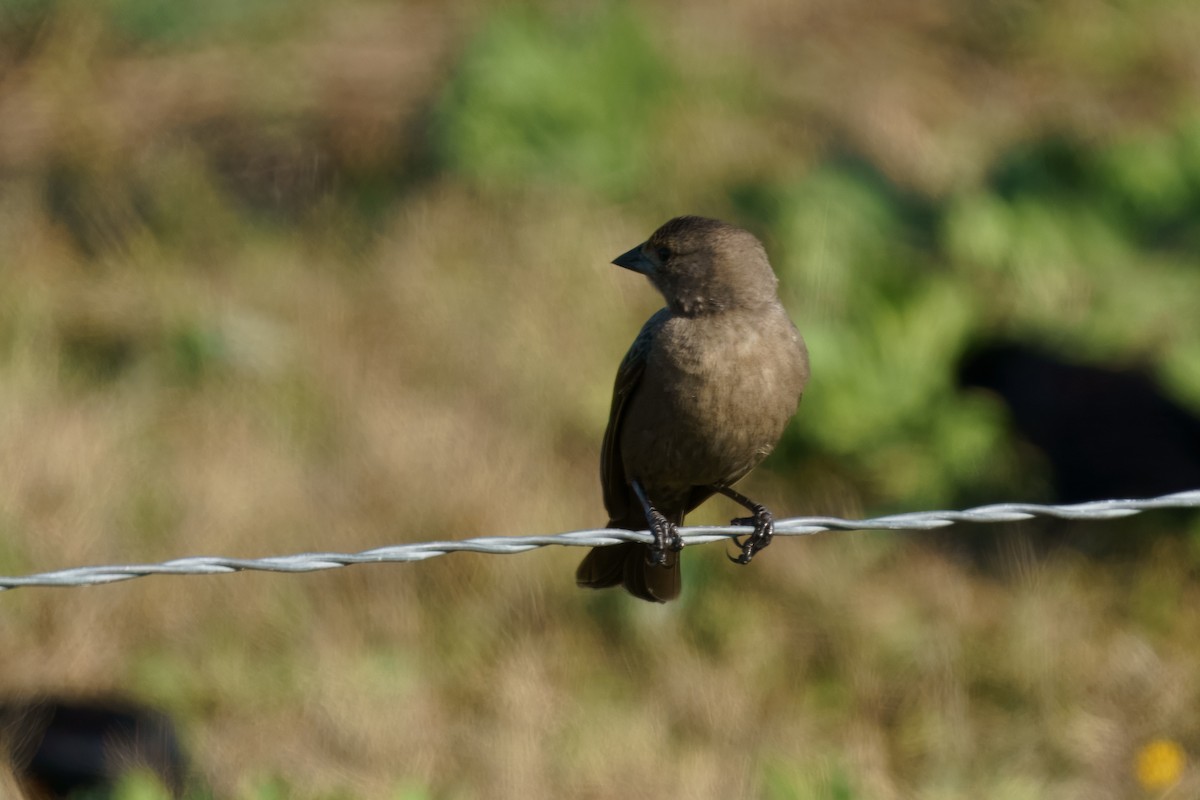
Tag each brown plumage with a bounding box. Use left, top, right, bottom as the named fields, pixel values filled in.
left=576, top=216, right=809, bottom=602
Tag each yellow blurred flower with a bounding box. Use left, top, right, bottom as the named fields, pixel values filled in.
left=1136, top=739, right=1186, bottom=791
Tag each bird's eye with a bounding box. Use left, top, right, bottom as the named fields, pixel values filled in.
left=654, top=245, right=672, bottom=261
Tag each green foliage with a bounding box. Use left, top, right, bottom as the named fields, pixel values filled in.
left=742, top=122, right=1200, bottom=507
left=762, top=758, right=856, bottom=800
left=111, top=769, right=175, bottom=800
left=102, top=0, right=305, bottom=45
left=242, top=775, right=290, bottom=800
left=433, top=4, right=674, bottom=198
left=169, top=324, right=228, bottom=383
left=390, top=784, right=433, bottom=800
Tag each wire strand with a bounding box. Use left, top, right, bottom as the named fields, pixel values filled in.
left=3, top=490, right=1199, bottom=591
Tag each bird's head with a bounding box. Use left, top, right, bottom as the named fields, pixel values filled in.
left=612, top=216, right=780, bottom=317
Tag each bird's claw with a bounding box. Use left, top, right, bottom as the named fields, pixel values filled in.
left=727, top=507, right=774, bottom=565
left=645, top=509, right=682, bottom=567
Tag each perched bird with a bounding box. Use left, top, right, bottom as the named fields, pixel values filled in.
left=576, top=216, right=809, bottom=602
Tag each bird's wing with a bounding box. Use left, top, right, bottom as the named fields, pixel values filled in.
left=601, top=308, right=670, bottom=521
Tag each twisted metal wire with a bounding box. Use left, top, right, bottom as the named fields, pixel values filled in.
left=3, top=490, right=1199, bottom=591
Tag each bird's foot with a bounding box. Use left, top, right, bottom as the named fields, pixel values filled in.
left=728, top=504, right=774, bottom=565
left=645, top=509, right=682, bottom=567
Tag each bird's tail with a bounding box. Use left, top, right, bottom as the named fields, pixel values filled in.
left=575, top=518, right=681, bottom=603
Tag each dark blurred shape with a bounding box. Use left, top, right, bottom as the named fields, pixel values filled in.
left=0, top=696, right=187, bottom=799
left=59, top=327, right=142, bottom=384
left=989, top=135, right=1095, bottom=201
left=958, top=341, right=1200, bottom=503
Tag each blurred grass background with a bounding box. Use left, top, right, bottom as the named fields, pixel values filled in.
left=2, top=0, right=1200, bottom=797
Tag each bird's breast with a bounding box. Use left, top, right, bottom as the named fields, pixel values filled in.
left=620, top=309, right=807, bottom=489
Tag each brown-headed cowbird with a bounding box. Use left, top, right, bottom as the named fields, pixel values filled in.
left=576, top=216, right=809, bottom=602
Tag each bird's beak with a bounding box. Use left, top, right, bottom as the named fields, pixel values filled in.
left=612, top=244, right=653, bottom=275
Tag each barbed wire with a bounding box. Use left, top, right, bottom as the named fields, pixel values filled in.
left=2, top=490, right=1199, bottom=591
